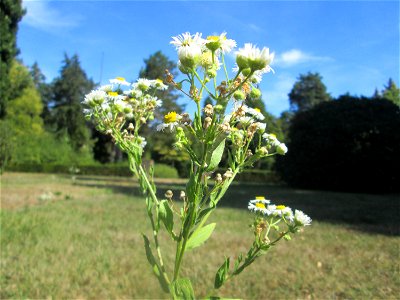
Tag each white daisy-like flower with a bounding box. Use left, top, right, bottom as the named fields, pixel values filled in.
left=254, top=122, right=267, bottom=133
left=99, top=84, right=113, bottom=92
left=137, top=136, right=147, bottom=148
left=247, top=107, right=265, bottom=121
left=248, top=197, right=272, bottom=215
left=133, top=78, right=153, bottom=91
left=239, top=116, right=254, bottom=126
left=171, top=32, right=205, bottom=68
left=236, top=43, right=275, bottom=72
left=106, top=91, right=125, bottom=102
left=150, top=79, right=168, bottom=90
left=263, top=133, right=280, bottom=146
left=110, top=77, right=131, bottom=86
left=272, top=205, right=294, bottom=220
left=156, top=111, right=182, bottom=131
left=276, top=143, right=288, bottom=155
left=205, top=32, right=236, bottom=54
left=83, top=89, right=107, bottom=106
left=293, top=210, right=312, bottom=226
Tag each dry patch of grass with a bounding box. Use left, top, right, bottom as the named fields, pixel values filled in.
left=1, top=172, right=399, bottom=299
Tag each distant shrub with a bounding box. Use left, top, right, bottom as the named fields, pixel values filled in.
left=276, top=97, right=400, bottom=193
left=6, top=161, right=179, bottom=178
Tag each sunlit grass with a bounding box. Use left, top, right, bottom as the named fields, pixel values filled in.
left=1, top=172, right=399, bottom=299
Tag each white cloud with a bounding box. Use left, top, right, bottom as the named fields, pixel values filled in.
left=274, top=49, right=332, bottom=67
left=22, top=1, right=81, bottom=32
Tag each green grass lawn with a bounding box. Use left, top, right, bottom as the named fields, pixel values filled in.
left=1, top=172, right=399, bottom=299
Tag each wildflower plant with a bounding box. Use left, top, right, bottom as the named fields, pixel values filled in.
left=83, top=32, right=311, bottom=299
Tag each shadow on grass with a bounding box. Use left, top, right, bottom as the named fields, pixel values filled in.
left=74, top=176, right=400, bottom=236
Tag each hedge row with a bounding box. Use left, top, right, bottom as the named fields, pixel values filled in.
left=6, top=162, right=179, bottom=179
left=6, top=163, right=279, bottom=183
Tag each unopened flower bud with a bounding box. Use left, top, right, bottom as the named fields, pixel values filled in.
left=214, top=104, right=223, bottom=113
left=257, top=146, right=269, bottom=156
left=241, top=68, right=252, bottom=77
left=128, top=123, right=134, bottom=131
left=203, top=104, right=214, bottom=116
left=165, top=190, right=173, bottom=200
left=140, top=117, right=146, bottom=124
left=233, top=90, right=246, bottom=101
left=215, top=173, right=223, bottom=183
left=223, top=168, right=234, bottom=180
left=207, top=68, right=217, bottom=78
left=250, top=88, right=262, bottom=99
left=105, top=129, right=112, bottom=135
left=204, top=116, right=212, bottom=129
left=180, top=191, right=186, bottom=201
left=246, top=150, right=253, bottom=158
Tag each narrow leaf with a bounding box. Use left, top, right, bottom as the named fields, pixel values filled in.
left=214, top=257, right=230, bottom=289
left=207, top=139, right=226, bottom=171
left=142, top=234, right=169, bottom=293
left=158, top=200, right=174, bottom=235
left=186, top=223, right=216, bottom=251
left=170, top=278, right=195, bottom=300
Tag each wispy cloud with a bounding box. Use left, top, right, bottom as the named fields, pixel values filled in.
left=22, top=0, right=82, bottom=32
left=274, top=49, right=332, bottom=67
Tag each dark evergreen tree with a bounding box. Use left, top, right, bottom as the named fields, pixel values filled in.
left=0, top=0, right=25, bottom=118
left=51, top=54, right=95, bottom=150
left=289, top=72, right=331, bottom=112
left=381, top=78, right=399, bottom=106
left=30, top=62, right=53, bottom=125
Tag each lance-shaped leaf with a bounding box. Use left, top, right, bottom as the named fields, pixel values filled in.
left=158, top=200, right=174, bottom=235
left=207, top=139, right=226, bottom=171
left=170, top=277, right=195, bottom=300
left=214, top=257, right=230, bottom=289
left=186, top=223, right=216, bottom=251
left=142, top=234, right=169, bottom=293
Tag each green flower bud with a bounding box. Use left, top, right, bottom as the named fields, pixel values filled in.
left=207, top=68, right=217, bottom=78
left=236, top=55, right=249, bottom=70
left=250, top=88, right=262, bottom=99
left=276, top=143, right=288, bottom=155
left=214, top=104, right=223, bottom=113
left=233, top=90, right=246, bottom=101
left=241, top=68, right=252, bottom=77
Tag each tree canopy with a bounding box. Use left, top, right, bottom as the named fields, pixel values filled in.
left=288, top=72, right=331, bottom=112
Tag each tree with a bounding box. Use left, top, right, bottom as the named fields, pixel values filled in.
left=381, top=78, right=400, bottom=106
left=51, top=54, right=95, bottom=150
left=0, top=0, right=25, bottom=118
left=137, top=51, right=187, bottom=172
left=288, top=72, right=331, bottom=112
left=276, top=95, right=400, bottom=193
left=30, top=62, right=53, bottom=125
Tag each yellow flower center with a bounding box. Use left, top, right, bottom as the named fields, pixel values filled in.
left=164, top=111, right=178, bottom=123
left=207, top=36, right=219, bottom=41
left=107, top=92, right=118, bottom=97
left=270, top=133, right=277, bottom=139
left=255, top=202, right=266, bottom=209
left=156, top=79, right=163, bottom=83
left=254, top=108, right=261, bottom=113
left=276, top=205, right=286, bottom=210
left=255, top=196, right=265, bottom=200
left=116, top=77, right=125, bottom=81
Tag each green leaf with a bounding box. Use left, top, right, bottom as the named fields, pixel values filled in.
left=207, top=139, right=226, bottom=171
left=170, top=277, right=195, bottom=300
left=214, top=257, right=230, bottom=289
left=142, top=234, right=169, bottom=293
left=145, top=196, right=153, bottom=214
left=158, top=200, right=174, bottom=235
left=186, top=223, right=216, bottom=251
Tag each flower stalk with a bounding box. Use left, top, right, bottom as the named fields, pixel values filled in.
left=83, top=31, right=310, bottom=299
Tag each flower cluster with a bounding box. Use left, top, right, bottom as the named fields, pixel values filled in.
left=248, top=196, right=311, bottom=243
left=83, top=77, right=167, bottom=150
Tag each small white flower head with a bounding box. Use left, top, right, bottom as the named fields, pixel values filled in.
left=133, top=78, right=153, bottom=92
left=293, top=210, right=312, bottom=226
left=110, top=77, right=131, bottom=86
left=272, top=205, right=294, bottom=220
left=238, top=116, right=253, bottom=126
left=254, top=122, right=267, bottom=133
left=248, top=196, right=272, bottom=215
left=205, top=32, right=236, bottom=53
left=276, top=143, right=288, bottom=155
left=263, top=133, right=280, bottom=146
left=83, top=90, right=107, bottom=107
left=107, top=91, right=125, bottom=101
left=247, top=107, right=265, bottom=121
left=156, top=111, right=182, bottom=131
left=99, top=84, right=113, bottom=92
left=171, top=32, right=205, bottom=69
left=235, top=43, right=274, bottom=72
left=137, top=136, right=147, bottom=148
left=151, top=79, right=168, bottom=90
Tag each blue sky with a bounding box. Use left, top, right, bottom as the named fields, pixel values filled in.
left=18, top=0, right=399, bottom=116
